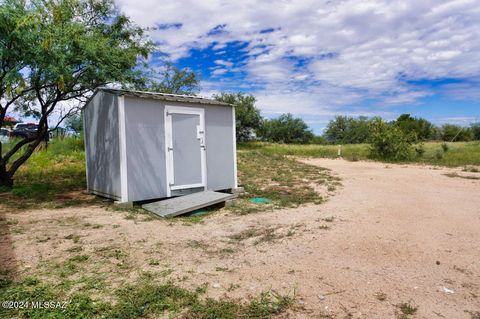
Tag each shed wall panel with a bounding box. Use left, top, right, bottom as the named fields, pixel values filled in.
left=204, top=105, right=236, bottom=190
left=124, top=97, right=167, bottom=201
left=83, top=91, right=121, bottom=199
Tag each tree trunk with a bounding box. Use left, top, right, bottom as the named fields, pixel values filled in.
left=0, top=164, right=13, bottom=188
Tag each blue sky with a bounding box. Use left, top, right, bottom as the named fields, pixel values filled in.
left=117, top=0, right=480, bottom=134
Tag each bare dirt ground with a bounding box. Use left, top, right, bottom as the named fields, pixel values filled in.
left=1, top=159, right=480, bottom=318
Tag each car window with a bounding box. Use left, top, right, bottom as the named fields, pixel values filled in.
left=0, top=129, right=7, bottom=136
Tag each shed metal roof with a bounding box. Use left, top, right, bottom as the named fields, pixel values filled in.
left=97, top=88, right=232, bottom=107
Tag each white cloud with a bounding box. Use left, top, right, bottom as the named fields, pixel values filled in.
left=115, top=0, right=480, bottom=119
left=214, top=60, right=233, bottom=68
left=211, top=68, right=228, bottom=76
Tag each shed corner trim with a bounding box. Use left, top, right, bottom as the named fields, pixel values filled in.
left=118, top=95, right=129, bottom=202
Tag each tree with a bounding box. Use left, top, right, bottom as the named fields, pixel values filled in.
left=213, top=93, right=262, bottom=142
left=134, top=63, right=200, bottom=95
left=324, top=116, right=350, bottom=144
left=368, top=118, right=414, bottom=161
left=441, top=124, right=473, bottom=142
left=259, top=113, right=314, bottom=144
left=0, top=0, right=151, bottom=187
left=324, top=116, right=371, bottom=144
left=470, top=123, right=480, bottom=141
left=394, top=114, right=435, bottom=141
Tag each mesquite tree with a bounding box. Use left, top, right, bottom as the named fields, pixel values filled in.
left=0, top=0, right=151, bottom=187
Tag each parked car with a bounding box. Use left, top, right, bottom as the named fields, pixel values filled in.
left=0, top=128, right=10, bottom=143
left=10, top=123, right=49, bottom=141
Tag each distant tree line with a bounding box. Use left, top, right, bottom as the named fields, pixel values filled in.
left=213, top=92, right=480, bottom=145
left=325, top=114, right=480, bottom=144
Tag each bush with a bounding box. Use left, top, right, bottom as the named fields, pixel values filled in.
left=441, top=142, right=449, bottom=153
left=414, top=143, right=425, bottom=157
left=259, top=113, right=314, bottom=144
left=368, top=118, right=414, bottom=161
left=435, top=149, right=444, bottom=160
left=471, top=123, right=480, bottom=140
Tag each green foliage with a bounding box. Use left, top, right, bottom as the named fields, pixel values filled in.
left=368, top=118, right=414, bottom=161
left=470, top=123, right=480, bottom=140
left=214, top=93, right=262, bottom=142
left=394, top=114, right=435, bottom=141
left=441, top=142, right=449, bottom=152
left=259, top=113, right=314, bottom=144
left=311, top=135, right=328, bottom=144
left=324, top=116, right=372, bottom=144
left=0, top=0, right=152, bottom=187
left=324, top=114, right=475, bottom=144
left=398, top=302, right=418, bottom=316
left=414, top=143, right=425, bottom=157
left=133, top=63, right=200, bottom=95
left=441, top=124, right=474, bottom=141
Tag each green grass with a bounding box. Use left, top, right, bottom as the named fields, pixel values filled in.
left=239, top=141, right=480, bottom=167
left=0, top=137, right=96, bottom=210
left=227, top=148, right=339, bottom=215
left=0, top=276, right=293, bottom=319
left=398, top=301, right=418, bottom=318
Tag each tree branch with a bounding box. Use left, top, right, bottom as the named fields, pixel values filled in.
left=7, top=138, right=43, bottom=177
left=48, top=107, right=79, bottom=132
left=0, top=136, right=36, bottom=165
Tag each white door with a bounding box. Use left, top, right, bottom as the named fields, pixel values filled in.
left=165, top=106, right=206, bottom=196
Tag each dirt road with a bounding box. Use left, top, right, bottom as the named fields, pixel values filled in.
left=2, top=159, right=480, bottom=318
left=293, top=159, right=480, bottom=318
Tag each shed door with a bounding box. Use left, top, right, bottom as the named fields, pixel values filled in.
left=165, top=106, right=206, bottom=196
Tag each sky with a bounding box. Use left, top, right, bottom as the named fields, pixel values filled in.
left=115, top=0, right=480, bottom=134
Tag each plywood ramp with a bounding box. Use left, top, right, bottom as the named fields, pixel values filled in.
left=142, top=191, right=235, bottom=217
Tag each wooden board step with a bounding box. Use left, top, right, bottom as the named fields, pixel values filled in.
left=142, top=191, right=236, bottom=218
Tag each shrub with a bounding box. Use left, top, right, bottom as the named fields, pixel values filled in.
left=441, top=142, right=449, bottom=153
left=471, top=123, right=480, bottom=140
left=414, top=144, right=425, bottom=157
left=368, top=118, right=414, bottom=161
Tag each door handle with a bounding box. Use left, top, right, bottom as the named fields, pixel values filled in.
left=168, top=147, right=173, bottom=151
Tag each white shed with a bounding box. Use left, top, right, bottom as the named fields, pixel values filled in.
left=83, top=88, right=237, bottom=204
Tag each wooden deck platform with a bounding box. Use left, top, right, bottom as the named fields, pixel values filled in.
left=142, top=191, right=236, bottom=217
